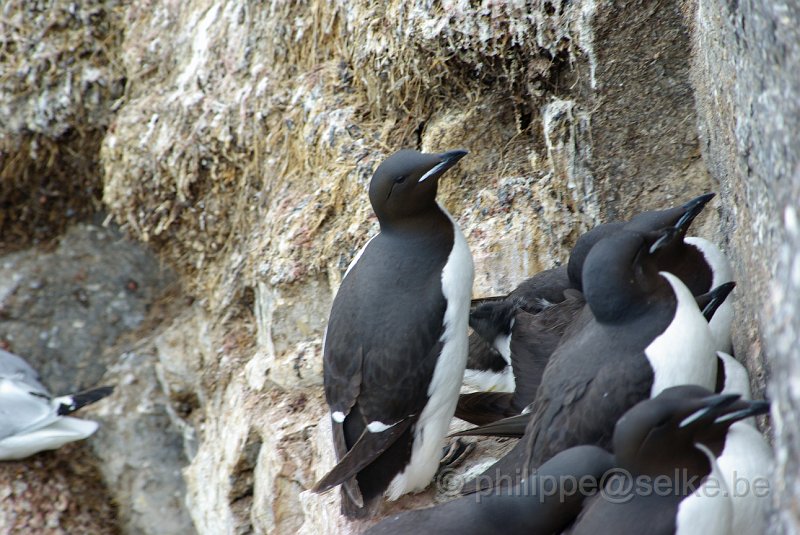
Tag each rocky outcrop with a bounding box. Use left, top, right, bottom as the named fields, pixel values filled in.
left=1, top=0, right=798, bottom=533
left=690, top=1, right=800, bottom=529
left=0, top=222, right=191, bottom=534
left=0, top=1, right=125, bottom=247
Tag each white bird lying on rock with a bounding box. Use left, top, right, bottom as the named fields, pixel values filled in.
left=0, top=348, right=113, bottom=460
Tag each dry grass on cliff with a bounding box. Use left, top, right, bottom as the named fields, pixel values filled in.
left=0, top=132, right=105, bottom=252
left=99, top=1, right=578, bottom=315
left=0, top=1, right=125, bottom=252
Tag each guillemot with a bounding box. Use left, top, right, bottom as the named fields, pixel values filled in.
left=312, top=149, right=474, bottom=517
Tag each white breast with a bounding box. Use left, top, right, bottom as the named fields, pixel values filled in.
left=461, top=330, right=515, bottom=393
left=684, top=237, right=734, bottom=354
left=716, top=351, right=752, bottom=399
left=386, top=205, right=474, bottom=499
left=715, top=422, right=773, bottom=535
left=0, top=378, right=99, bottom=460
left=462, top=366, right=515, bottom=393
left=493, top=330, right=513, bottom=365
left=645, top=272, right=717, bottom=396
left=676, top=443, right=733, bottom=535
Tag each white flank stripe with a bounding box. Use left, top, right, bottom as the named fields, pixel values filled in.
left=494, top=332, right=512, bottom=365
left=676, top=443, right=733, bottom=535
left=685, top=237, right=734, bottom=353
left=385, top=205, right=474, bottom=499
left=645, top=272, right=716, bottom=396
left=462, top=367, right=515, bottom=393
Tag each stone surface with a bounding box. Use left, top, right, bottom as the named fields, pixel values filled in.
left=91, top=348, right=196, bottom=535
left=0, top=221, right=173, bottom=395
left=0, top=0, right=126, bottom=247
left=0, top=222, right=193, bottom=534
left=0, top=444, right=119, bottom=535
left=0, top=0, right=798, bottom=533
left=690, top=1, right=800, bottom=531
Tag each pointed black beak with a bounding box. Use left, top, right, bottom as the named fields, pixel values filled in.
left=714, top=399, right=771, bottom=425
left=676, top=193, right=716, bottom=232
left=679, top=393, right=741, bottom=429
left=440, top=149, right=469, bottom=164
left=418, top=149, right=469, bottom=182
left=649, top=226, right=682, bottom=254
left=699, top=281, right=736, bottom=322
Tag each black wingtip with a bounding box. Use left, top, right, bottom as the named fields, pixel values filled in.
left=312, top=418, right=414, bottom=495
left=449, top=413, right=530, bottom=438
left=56, top=385, right=115, bottom=416
left=455, top=391, right=514, bottom=426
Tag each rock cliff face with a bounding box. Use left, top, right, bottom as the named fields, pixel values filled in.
left=1, top=0, right=798, bottom=533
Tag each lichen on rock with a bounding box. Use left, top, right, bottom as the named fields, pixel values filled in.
left=1, top=0, right=799, bottom=533
left=0, top=0, right=126, bottom=247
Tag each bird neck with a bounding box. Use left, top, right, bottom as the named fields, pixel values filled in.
left=586, top=258, right=671, bottom=324
left=618, top=446, right=712, bottom=491
left=378, top=204, right=451, bottom=237
left=656, top=243, right=712, bottom=295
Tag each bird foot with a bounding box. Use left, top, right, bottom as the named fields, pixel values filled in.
left=438, top=437, right=476, bottom=471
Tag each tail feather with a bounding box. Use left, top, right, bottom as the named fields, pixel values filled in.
left=340, top=486, right=380, bottom=519
left=54, top=385, right=114, bottom=416
left=313, top=417, right=413, bottom=494
left=450, top=413, right=530, bottom=438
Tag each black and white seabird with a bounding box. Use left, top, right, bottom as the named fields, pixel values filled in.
left=312, top=149, right=474, bottom=517
left=684, top=237, right=734, bottom=353
left=461, top=225, right=718, bottom=493
left=364, top=445, right=613, bottom=535
left=370, top=386, right=762, bottom=535
left=568, top=386, right=755, bottom=535
left=462, top=298, right=518, bottom=393
left=461, top=193, right=724, bottom=404
left=679, top=386, right=773, bottom=534
left=625, top=193, right=734, bottom=354
left=0, top=348, right=113, bottom=460
left=456, top=195, right=725, bottom=429
left=462, top=222, right=623, bottom=392
left=457, top=290, right=586, bottom=424
left=452, top=281, right=738, bottom=439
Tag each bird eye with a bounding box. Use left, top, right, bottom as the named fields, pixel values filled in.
left=395, top=175, right=407, bottom=184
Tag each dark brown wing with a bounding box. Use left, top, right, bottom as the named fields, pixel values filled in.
left=450, top=412, right=529, bottom=437
left=509, top=291, right=587, bottom=412
left=522, top=352, right=653, bottom=471
left=313, top=417, right=415, bottom=494
left=507, top=265, right=572, bottom=311
left=317, top=232, right=450, bottom=498
left=453, top=392, right=514, bottom=426
left=461, top=324, right=655, bottom=495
